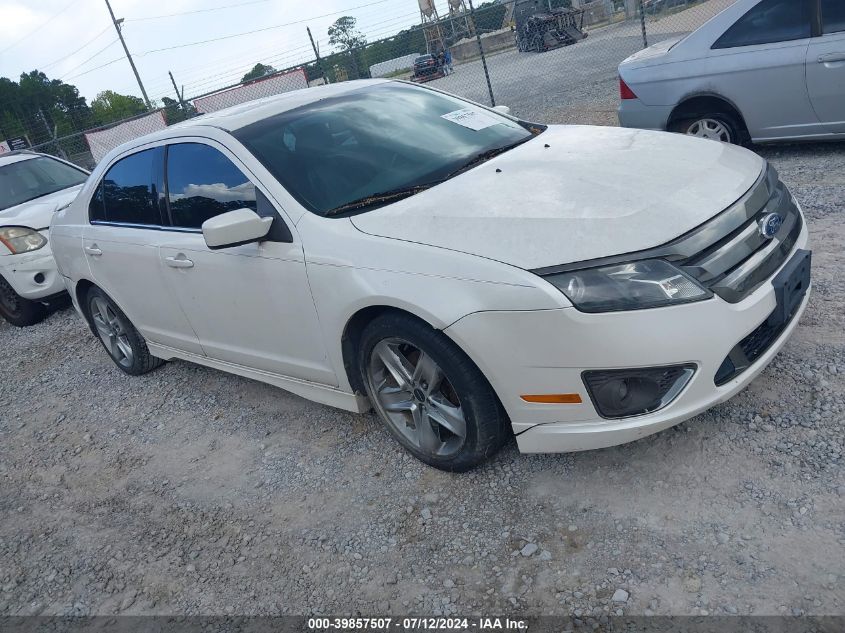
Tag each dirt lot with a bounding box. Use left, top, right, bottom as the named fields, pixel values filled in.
left=1, top=138, right=843, bottom=620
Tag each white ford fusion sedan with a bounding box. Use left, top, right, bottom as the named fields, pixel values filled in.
left=50, top=80, right=811, bottom=471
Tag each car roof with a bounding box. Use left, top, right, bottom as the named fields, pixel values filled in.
left=0, top=151, right=40, bottom=166
left=96, top=79, right=402, bottom=168
left=171, top=78, right=391, bottom=133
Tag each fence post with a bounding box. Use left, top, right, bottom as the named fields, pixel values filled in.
left=638, top=0, right=648, bottom=48
left=467, top=0, right=496, bottom=107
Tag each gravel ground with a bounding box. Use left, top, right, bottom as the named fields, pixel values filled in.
left=1, top=141, right=843, bottom=620
left=425, top=0, right=737, bottom=125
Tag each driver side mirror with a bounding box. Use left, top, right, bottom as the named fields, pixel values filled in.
left=202, top=208, right=273, bottom=250
left=492, top=105, right=512, bottom=116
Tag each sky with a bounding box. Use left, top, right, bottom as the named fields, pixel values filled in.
left=0, top=0, right=461, bottom=104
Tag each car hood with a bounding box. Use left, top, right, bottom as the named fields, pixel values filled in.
left=350, top=125, right=764, bottom=270
left=0, top=185, right=84, bottom=230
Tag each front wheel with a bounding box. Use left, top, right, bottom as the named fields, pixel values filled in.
left=671, top=113, right=742, bottom=145
left=0, top=275, right=47, bottom=327
left=85, top=287, right=164, bottom=376
left=359, top=313, right=508, bottom=472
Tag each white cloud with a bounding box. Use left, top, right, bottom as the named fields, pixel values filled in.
left=176, top=181, right=256, bottom=203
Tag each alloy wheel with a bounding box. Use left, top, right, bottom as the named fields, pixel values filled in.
left=686, top=118, right=732, bottom=143
left=90, top=297, right=134, bottom=368
left=0, top=277, right=21, bottom=318
left=366, top=337, right=467, bottom=457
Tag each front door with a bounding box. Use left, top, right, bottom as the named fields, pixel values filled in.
left=84, top=146, right=203, bottom=354
left=157, top=141, right=336, bottom=385
left=806, top=0, right=845, bottom=134
left=707, top=0, right=822, bottom=140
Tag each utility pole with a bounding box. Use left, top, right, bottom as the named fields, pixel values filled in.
left=307, top=27, right=331, bottom=85
left=168, top=71, right=187, bottom=110
left=104, top=0, right=152, bottom=108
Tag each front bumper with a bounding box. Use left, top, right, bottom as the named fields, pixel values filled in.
left=617, top=98, right=674, bottom=131
left=0, top=233, right=65, bottom=301
left=444, top=226, right=809, bottom=453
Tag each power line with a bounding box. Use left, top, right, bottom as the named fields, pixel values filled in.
left=40, top=25, right=112, bottom=71
left=135, top=0, right=394, bottom=56
left=179, top=49, right=315, bottom=94
left=59, top=38, right=120, bottom=79
left=152, top=6, right=424, bottom=98
left=0, top=0, right=77, bottom=55
left=62, top=54, right=125, bottom=81
left=162, top=41, right=315, bottom=90
left=126, top=0, right=275, bottom=21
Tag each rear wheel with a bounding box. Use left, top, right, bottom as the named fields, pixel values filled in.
left=0, top=276, right=47, bottom=327
left=85, top=287, right=163, bottom=376
left=359, top=313, right=508, bottom=472
left=671, top=112, right=742, bottom=145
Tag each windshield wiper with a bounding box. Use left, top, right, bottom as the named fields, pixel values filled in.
left=324, top=182, right=445, bottom=216
left=445, top=136, right=534, bottom=180
left=323, top=137, right=533, bottom=217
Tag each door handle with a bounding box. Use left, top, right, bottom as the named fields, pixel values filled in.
left=165, top=255, right=194, bottom=269
left=818, top=52, right=845, bottom=64
left=84, top=246, right=102, bottom=256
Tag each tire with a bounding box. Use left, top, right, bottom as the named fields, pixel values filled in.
left=84, top=287, right=164, bottom=376
left=670, top=112, right=743, bottom=145
left=0, top=275, right=47, bottom=327
left=358, top=313, right=508, bottom=472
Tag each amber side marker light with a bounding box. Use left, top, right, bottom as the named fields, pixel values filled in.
left=521, top=394, right=583, bottom=404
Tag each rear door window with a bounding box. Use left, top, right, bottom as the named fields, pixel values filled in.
left=822, top=0, right=845, bottom=34
left=713, top=0, right=811, bottom=48
left=96, top=149, right=160, bottom=225
left=165, top=143, right=257, bottom=229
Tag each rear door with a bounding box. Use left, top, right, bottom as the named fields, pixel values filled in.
left=83, top=147, right=204, bottom=354
left=806, top=0, right=845, bottom=134
left=707, top=0, right=822, bottom=140
left=157, top=140, right=336, bottom=385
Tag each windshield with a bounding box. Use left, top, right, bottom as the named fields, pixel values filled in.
left=0, top=156, right=87, bottom=212
left=233, top=82, right=537, bottom=216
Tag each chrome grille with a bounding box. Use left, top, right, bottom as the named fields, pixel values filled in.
left=676, top=165, right=803, bottom=303
left=532, top=163, right=804, bottom=305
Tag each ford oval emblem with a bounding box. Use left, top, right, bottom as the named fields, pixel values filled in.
left=758, top=213, right=783, bottom=239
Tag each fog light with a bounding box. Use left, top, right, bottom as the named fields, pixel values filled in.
left=34, top=273, right=45, bottom=284
left=582, top=364, right=696, bottom=419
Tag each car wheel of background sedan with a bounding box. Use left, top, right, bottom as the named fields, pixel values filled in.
left=85, top=287, right=164, bottom=376
left=0, top=275, right=47, bottom=327
left=359, top=313, right=509, bottom=472
left=671, top=114, right=740, bottom=145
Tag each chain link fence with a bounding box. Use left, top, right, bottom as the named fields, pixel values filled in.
left=1, top=0, right=735, bottom=170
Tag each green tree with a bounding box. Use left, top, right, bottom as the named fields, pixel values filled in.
left=328, top=16, right=367, bottom=79
left=90, top=90, right=147, bottom=126
left=241, top=63, right=276, bottom=83
left=0, top=71, right=93, bottom=150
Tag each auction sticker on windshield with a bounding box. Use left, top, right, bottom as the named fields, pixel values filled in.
left=441, top=109, right=499, bottom=131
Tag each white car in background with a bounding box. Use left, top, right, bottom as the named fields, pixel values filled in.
left=618, top=0, right=845, bottom=144
left=50, top=80, right=810, bottom=471
left=0, top=151, right=88, bottom=326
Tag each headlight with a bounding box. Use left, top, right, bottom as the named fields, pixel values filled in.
left=0, top=227, right=47, bottom=255
left=546, top=259, right=711, bottom=313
